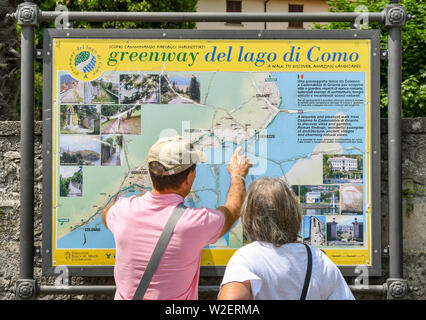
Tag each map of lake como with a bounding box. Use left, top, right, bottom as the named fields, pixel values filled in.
left=50, top=38, right=373, bottom=268
left=56, top=70, right=368, bottom=256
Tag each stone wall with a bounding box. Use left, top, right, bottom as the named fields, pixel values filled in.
left=0, top=119, right=424, bottom=300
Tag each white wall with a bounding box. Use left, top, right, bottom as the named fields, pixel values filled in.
left=196, top=0, right=329, bottom=30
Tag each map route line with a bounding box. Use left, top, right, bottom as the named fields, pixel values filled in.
left=66, top=183, right=152, bottom=234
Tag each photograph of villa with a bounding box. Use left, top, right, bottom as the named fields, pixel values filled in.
left=84, top=71, right=119, bottom=104
left=60, top=105, right=100, bottom=135
left=120, top=73, right=160, bottom=104
left=323, top=154, right=363, bottom=184
left=302, top=215, right=326, bottom=247
left=60, top=73, right=84, bottom=104
left=326, top=216, right=364, bottom=246
left=160, top=74, right=200, bottom=104
left=300, top=185, right=340, bottom=215
left=340, top=185, right=363, bottom=214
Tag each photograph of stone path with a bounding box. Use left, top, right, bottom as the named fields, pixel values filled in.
left=101, top=104, right=141, bottom=135
left=60, top=73, right=84, bottom=104
left=101, top=135, right=123, bottom=166
left=120, top=73, right=160, bottom=104
left=160, top=74, right=200, bottom=104
left=84, top=71, right=119, bottom=104
left=59, top=166, right=83, bottom=197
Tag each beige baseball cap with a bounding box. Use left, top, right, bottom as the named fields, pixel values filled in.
left=147, top=136, right=208, bottom=176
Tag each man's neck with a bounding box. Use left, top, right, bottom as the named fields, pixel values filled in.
left=151, top=188, right=187, bottom=198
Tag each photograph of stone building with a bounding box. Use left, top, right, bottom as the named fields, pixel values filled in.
left=101, top=135, right=123, bottom=166
left=302, top=215, right=326, bottom=246
left=59, top=166, right=83, bottom=197
left=160, top=74, right=200, bottom=104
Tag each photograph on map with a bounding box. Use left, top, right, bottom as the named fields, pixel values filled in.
left=60, top=135, right=101, bottom=166
left=160, top=74, right=200, bottom=104
left=101, top=135, right=123, bottom=166
left=302, top=215, right=326, bottom=247
left=120, top=73, right=160, bottom=104
left=59, top=166, right=83, bottom=197
left=60, top=105, right=100, bottom=135
left=101, top=104, right=141, bottom=135
left=340, top=185, right=363, bottom=215
left=59, top=72, right=84, bottom=104
left=326, top=216, right=364, bottom=246
left=323, top=154, right=363, bottom=184
left=84, top=71, right=119, bottom=104
left=290, top=185, right=300, bottom=199
left=299, top=185, right=340, bottom=215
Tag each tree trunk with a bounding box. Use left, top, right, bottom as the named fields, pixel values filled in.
left=0, top=0, right=19, bottom=120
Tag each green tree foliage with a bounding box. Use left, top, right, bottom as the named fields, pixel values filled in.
left=314, top=0, right=425, bottom=117
left=59, top=175, right=69, bottom=196
left=189, top=75, right=200, bottom=102
left=70, top=167, right=83, bottom=185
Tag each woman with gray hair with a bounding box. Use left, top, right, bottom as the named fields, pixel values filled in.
left=218, top=177, right=354, bottom=300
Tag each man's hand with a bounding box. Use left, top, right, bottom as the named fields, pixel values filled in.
left=227, top=146, right=252, bottom=178
left=217, top=146, right=252, bottom=237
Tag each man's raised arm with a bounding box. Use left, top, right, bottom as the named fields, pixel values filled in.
left=217, top=146, right=252, bottom=237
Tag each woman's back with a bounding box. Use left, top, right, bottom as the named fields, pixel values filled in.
left=220, top=241, right=354, bottom=300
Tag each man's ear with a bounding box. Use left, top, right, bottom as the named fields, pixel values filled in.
left=184, top=168, right=196, bottom=187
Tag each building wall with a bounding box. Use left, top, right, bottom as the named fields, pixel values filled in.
left=196, top=0, right=329, bottom=30
left=0, top=118, right=425, bottom=300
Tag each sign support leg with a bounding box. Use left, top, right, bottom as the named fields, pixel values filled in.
left=385, top=2, right=408, bottom=300
left=15, top=1, right=39, bottom=300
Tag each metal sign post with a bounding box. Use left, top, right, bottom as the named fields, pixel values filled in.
left=9, top=0, right=412, bottom=300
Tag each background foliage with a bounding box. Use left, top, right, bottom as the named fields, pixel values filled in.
left=314, top=0, right=425, bottom=117
left=6, top=0, right=425, bottom=119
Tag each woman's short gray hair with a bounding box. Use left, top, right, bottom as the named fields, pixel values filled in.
left=241, top=177, right=302, bottom=247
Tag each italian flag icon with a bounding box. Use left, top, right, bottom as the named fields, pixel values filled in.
left=297, top=74, right=304, bottom=79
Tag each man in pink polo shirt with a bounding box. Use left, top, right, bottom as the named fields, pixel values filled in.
left=102, top=136, right=252, bottom=300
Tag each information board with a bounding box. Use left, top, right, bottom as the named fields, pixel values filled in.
left=42, top=29, right=381, bottom=276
